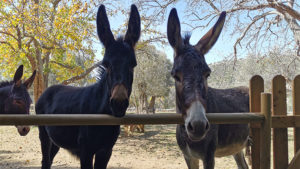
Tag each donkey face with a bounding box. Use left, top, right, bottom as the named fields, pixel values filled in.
left=97, top=5, right=140, bottom=117
left=167, top=9, right=226, bottom=140
left=4, top=65, right=36, bottom=136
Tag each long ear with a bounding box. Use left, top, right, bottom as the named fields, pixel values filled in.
left=13, top=65, right=23, bottom=87
left=97, top=5, right=115, bottom=48
left=195, top=11, right=226, bottom=54
left=124, top=4, right=141, bottom=47
left=167, top=8, right=183, bottom=56
left=23, top=70, right=36, bottom=89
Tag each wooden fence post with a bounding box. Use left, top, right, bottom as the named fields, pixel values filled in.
left=294, top=75, right=300, bottom=154
left=272, top=75, right=288, bottom=169
left=250, top=75, right=264, bottom=169
left=260, top=93, right=271, bottom=169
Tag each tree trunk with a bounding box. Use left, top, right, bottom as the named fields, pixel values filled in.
left=32, top=39, right=45, bottom=103
left=33, top=71, right=45, bottom=103
left=137, top=93, right=144, bottom=114
left=144, top=94, right=149, bottom=114
left=31, top=0, right=46, bottom=103
left=148, top=96, right=156, bottom=114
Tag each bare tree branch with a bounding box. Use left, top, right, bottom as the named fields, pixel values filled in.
left=227, top=4, right=270, bottom=13
left=234, top=12, right=274, bottom=58
left=0, top=31, right=18, bottom=40
left=61, top=63, right=99, bottom=85
left=50, top=61, right=75, bottom=69
left=267, top=0, right=300, bottom=20
left=0, top=41, right=16, bottom=51
left=297, top=40, right=300, bottom=56
left=204, top=0, right=220, bottom=12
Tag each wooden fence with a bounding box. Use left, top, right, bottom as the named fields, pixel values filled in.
left=250, top=75, right=300, bottom=169
left=0, top=75, right=300, bottom=169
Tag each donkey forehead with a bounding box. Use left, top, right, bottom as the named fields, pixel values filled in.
left=12, top=85, right=26, bottom=94
left=174, top=50, right=210, bottom=72
left=11, top=85, right=32, bottom=101
left=105, top=42, right=136, bottom=61
left=107, top=41, right=132, bottom=54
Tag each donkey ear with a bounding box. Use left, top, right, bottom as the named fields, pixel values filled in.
left=195, top=11, right=226, bottom=55
left=23, top=70, right=36, bottom=89
left=124, top=5, right=141, bottom=47
left=13, top=65, right=24, bottom=87
left=167, top=8, right=183, bottom=56
left=97, top=5, right=115, bottom=48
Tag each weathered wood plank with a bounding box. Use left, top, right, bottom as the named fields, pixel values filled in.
left=0, top=113, right=264, bottom=126
left=260, top=93, right=271, bottom=169
left=272, top=75, right=288, bottom=169
left=293, top=75, right=300, bottom=154
left=250, top=115, right=300, bottom=128
left=272, top=115, right=300, bottom=128
left=250, top=75, right=264, bottom=169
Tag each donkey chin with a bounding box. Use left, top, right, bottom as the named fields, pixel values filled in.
left=110, top=99, right=129, bottom=118
left=186, top=128, right=209, bottom=141
left=16, top=126, right=30, bottom=136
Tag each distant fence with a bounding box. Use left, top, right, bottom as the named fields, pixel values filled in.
left=0, top=75, right=300, bottom=169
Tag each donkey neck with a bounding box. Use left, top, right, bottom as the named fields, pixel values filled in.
left=0, top=85, right=10, bottom=95
left=0, top=85, right=11, bottom=101
left=85, top=73, right=112, bottom=114
left=0, top=85, right=11, bottom=113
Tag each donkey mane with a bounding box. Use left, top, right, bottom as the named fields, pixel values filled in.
left=0, top=81, right=12, bottom=88
left=116, top=36, right=125, bottom=42
left=96, top=63, right=107, bottom=81
left=183, top=33, right=191, bottom=45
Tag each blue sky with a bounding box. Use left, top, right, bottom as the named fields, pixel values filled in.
left=93, top=1, right=248, bottom=64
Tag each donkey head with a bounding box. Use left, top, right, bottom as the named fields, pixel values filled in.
left=167, top=9, right=226, bottom=140
left=97, top=4, right=140, bottom=117
left=4, top=65, right=36, bottom=136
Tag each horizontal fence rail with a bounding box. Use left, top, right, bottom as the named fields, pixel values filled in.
left=272, top=115, right=300, bottom=128
left=0, top=113, right=264, bottom=126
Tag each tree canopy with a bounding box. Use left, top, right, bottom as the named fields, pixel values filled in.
left=130, top=45, right=173, bottom=113
left=0, top=0, right=99, bottom=101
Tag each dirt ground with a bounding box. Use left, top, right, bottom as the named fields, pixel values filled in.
left=1, top=125, right=249, bottom=169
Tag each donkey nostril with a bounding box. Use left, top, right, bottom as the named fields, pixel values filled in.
left=187, top=122, right=194, bottom=132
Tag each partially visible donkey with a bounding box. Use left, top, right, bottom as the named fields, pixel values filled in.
left=0, top=65, right=36, bottom=136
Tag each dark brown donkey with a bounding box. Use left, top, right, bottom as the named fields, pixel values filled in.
left=0, top=65, right=36, bottom=136
left=167, top=9, right=250, bottom=169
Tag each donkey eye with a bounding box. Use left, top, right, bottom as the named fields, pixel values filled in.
left=204, top=72, right=210, bottom=79
left=14, top=99, right=24, bottom=105
left=129, top=68, right=134, bottom=73
left=171, top=69, right=182, bottom=82
left=173, top=75, right=181, bottom=82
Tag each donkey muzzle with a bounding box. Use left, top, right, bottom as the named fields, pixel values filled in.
left=185, top=101, right=210, bottom=141
left=110, top=84, right=129, bottom=117
left=110, top=84, right=128, bottom=101
left=16, top=126, right=30, bottom=136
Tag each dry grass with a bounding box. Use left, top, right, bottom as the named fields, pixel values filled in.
left=0, top=122, right=296, bottom=169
